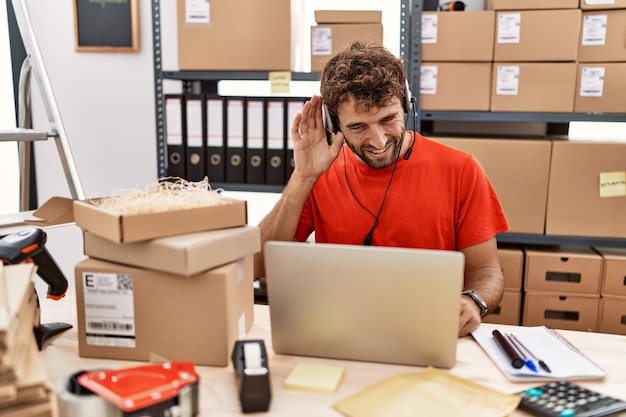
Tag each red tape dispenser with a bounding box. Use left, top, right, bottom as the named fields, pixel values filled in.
left=76, top=362, right=199, bottom=416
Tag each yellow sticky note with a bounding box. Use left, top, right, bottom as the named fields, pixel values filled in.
left=284, top=362, right=345, bottom=394
left=269, top=71, right=291, bottom=94
left=599, top=171, right=626, bottom=198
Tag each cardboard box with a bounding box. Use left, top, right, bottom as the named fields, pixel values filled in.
left=595, top=247, right=626, bottom=297
left=483, top=290, right=522, bottom=325
left=73, top=197, right=247, bottom=243
left=524, top=246, right=603, bottom=294
left=523, top=291, right=600, bottom=332
left=580, top=0, right=626, bottom=10
left=494, top=10, right=581, bottom=62
left=579, top=10, right=626, bottom=62
left=498, top=245, right=524, bottom=290
left=420, top=62, right=492, bottom=111
left=83, top=225, right=260, bottom=276
left=177, top=0, right=291, bottom=70
left=545, top=141, right=626, bottom=239
left=421, top=11, right=495, bottom=61
left=311, top=10, right=382, bottom=72
left=490, top=63, right=577, bottom=112
left=575, top=63, right=626, bottom=113
left=75, top=255, right=254, bottom=366
left=432, top=137, right=552, bottom=234
left=488, top=0, right=579, bottom=10
left=599, top=296, right=626, bottom=335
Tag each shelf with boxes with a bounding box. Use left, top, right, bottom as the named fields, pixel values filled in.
left=485, top=244, right=626, bottom=337
left=415, top=0, right=626, bottom=250
left=152, top=1, right=625, bottom=247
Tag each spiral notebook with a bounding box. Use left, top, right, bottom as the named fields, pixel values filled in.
left=471, top=325, right=608, bottom=382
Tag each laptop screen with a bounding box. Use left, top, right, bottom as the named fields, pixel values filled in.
left=264, top=241, right=464, bottom=368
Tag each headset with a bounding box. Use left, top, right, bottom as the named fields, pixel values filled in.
left=322, top=79, right=413, bottom=136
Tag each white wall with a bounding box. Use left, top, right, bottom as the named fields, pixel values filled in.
left=0, top=2, right=19, bottom=215
left=27, top=0, right=157, bottom=203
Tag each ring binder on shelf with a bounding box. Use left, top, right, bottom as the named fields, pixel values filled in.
left=286, top=98, right=306, bottom=182
left=245, top=98, right=266, bottom=185
left=184, top=94, right=206, bottom=182
left=265, top=98, right=286, bottom=185
left=206, top=96, right=225, bottom=183
left=226, top=98, right=246, bottom=184
left=165, top=95, right=185, bottom=179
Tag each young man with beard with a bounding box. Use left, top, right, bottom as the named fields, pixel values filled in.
left=254, top=41, right=509, bottom=337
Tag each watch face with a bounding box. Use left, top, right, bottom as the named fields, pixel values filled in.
left=464, top=291, right=488, bottom=317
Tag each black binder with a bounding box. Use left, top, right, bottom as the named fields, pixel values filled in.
left=165, top=94, right=185, bottom=179
left=225, top=98, right=246, bottom=183
left=265, top=98, right=286, bottom=185
left=286, top=98, right=306, bottom=181
left=184, top=94, right=206, bottom=182
left=245, top=98, right=266, bottom=184
left=205, top=96, right=225, bottom=184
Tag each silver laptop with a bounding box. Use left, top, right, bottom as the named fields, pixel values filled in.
left=264, top=241, right=464, bottom=368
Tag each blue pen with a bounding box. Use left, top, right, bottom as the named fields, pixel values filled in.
left=506, top=333, right=538, bottom=373
left=510, top=333, right=551, bottom=373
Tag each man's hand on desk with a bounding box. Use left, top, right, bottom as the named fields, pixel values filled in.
left=459, top=295, right=482, bottom=337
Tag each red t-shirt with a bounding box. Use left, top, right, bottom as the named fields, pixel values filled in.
left=295, top=132, right=509, bottom=250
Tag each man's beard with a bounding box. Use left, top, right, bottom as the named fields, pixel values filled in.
left=345, top=129, right=406, bottom=169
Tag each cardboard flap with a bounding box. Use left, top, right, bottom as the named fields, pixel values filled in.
left=24, top=196, right=75, bottom=226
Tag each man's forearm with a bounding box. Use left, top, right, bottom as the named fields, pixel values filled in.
left=253, top=174, right=318, bottom=277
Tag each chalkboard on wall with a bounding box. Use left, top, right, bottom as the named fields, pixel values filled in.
left=73, top=0, right=139, bottom=52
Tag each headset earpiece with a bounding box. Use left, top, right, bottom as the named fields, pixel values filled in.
left=322, top=103, right=337, bottom=134
left=403, top=79, right=413, bottom=114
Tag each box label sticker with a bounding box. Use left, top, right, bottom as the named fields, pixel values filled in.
left=420, top=66, right=438, bottom=95
left=496, top=66, right=520, bottom=96
left=312, top=28, right=332, bottom=56
left=579, top=67, right=605, bottom=97
left=185, top=0, right=210, bottom=24
left=421, top=14, right=438, bottom=44
left=582, top=15, right=608, bottom=46
left=599, top=171, right=626, bottom=198
left=82, top=272, right=136, bottom=348
left=497, top=13, right=521, bottom=44
left=585, top=0, right=616, bottom=4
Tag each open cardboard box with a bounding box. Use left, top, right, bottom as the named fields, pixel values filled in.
left=73, top=197, right=247, bottom=243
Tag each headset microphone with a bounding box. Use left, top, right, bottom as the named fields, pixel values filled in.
left=403, top=96, right=417, bottom=160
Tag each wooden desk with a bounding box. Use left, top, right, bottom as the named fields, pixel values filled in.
left=40, top=294, right=626, bottom=416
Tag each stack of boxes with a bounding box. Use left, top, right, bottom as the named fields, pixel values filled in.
left=594, top=247, right=626, bottom=335
left=576, top=0, right=626, bottom=113
left=310, top=10, right=383, bottom=72
left=490, top=0, right=580, bottom=112
left=484, top=245, right=524, bottom=325
left=522, top=246, right=604, bottom=332
left=71, top=196, right=260, bottom=366
left=420, top=10, right=495, bottom=110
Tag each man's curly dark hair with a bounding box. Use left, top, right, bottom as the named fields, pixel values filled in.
left=320, top=41, right=408, bottom=126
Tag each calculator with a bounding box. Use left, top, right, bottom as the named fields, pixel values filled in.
left=517, top=380, right=626, bottom=417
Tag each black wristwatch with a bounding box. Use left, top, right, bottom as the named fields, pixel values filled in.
left=462, top=290, right=489, bottom=318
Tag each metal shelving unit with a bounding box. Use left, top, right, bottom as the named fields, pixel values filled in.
left=151, top=0, right=625, bottom=247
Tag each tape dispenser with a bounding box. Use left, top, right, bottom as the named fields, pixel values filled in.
left=231, top=339, right=271, bottom=413
left=60, top=362, right=199, bottom=417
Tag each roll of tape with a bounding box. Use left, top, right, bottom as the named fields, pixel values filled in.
left=56, top=370, right=112, bottom=417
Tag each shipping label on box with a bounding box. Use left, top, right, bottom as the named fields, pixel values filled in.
left=76, top=255, right=254, bottom=366
left=581, top=0, right=626, bottom=10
